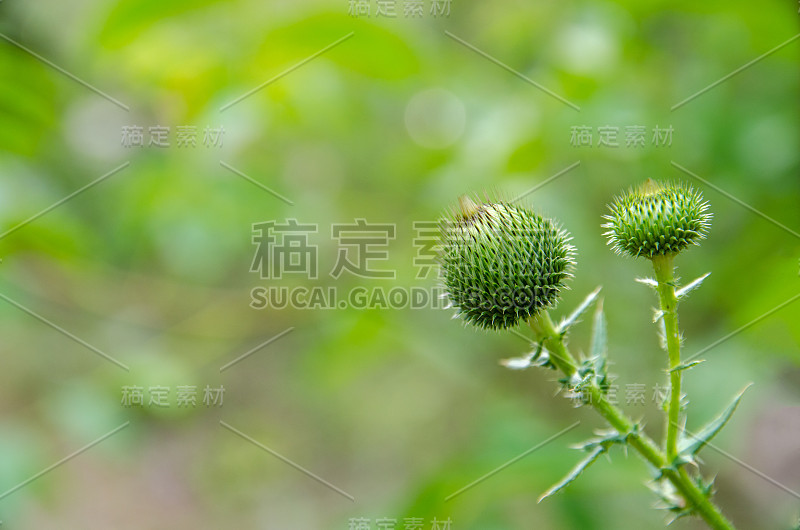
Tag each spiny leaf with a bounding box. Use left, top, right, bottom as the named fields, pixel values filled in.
left=669, top=360, right=705, bottom=373
left=500, top=342, right=551, bottom=370
left=697, top=475, right=716, bottom=497
left=675, top=272, right=711, bottom=299
left=589, top=299, right=607, bottom=360
left=500, top=355, right=534, bottom=370
left=657, top=317, right=668, bottom=351
left=648, top=479, right=701, bottom=522
left=572, top=428, right=630, bottom=452
left=648, top=479, right=680, bottom=507
left=667, top=476, right=716, bottom=523
left=653, top=308, right=665, bottom=323
left=677, top=384, right=751, bottom=459
left=636, top=277, right=659, bottom=288
left=557, top=286, right=602, bottom=334
left=538, top=446, right=604, bottom=502
left=588, top=300, right=608, bottom=387
left=500, top=344, right=538, bottom=370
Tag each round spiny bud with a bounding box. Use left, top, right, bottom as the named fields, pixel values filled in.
left=438, top=197, right=575, bottom=330
left=603, top=180, right=711, bottom=259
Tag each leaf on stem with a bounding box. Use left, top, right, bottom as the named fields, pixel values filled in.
left=657, top=317, right=667, bottom=351
left=677, top=384, right=752, bottom=461
left=652, top=308, right=665, bottom=323
left=556, top=286, right=602, bottom=335
left=500, top=342, right=551, bottom=370
left=538, top=446, right=604, bottom=502
left=540, top=428, right=630, bottom=502
left=651, top=474, right=716, bottom=522
left=587, top=300, right=609, bottom=387
left=572, top=428, right=631, bottom=452
left=675, top=272, right=711, bottom=300
left=668, top=360, right=705, bottom=373
left=635, top=277, right=658, bottom=288
left=500, top=355, right=535, bottom=370
left=589, top=300, right=607, bottom=360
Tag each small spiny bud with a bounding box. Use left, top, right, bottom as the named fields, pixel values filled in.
left=438, top=199, right=575, bottom=330
left=603, top=180, right=711, bottom=259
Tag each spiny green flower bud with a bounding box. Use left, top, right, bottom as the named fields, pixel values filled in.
left=603, top=180, right=711, bottom=259
left=438, top=197, right=575, bottom=330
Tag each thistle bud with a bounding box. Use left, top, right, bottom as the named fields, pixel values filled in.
left=603, top=180, right=711, bottom=259
left=438, top=199, right=575, bottom=330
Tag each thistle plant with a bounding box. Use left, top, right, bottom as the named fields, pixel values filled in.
left=438, top=183, right=746, bottom=529
left=439, top=196, right=574, bottom=330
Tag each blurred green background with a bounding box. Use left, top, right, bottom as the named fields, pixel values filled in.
left=0, top=0, right=798, bottom=528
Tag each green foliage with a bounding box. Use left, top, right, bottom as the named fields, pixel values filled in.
left=649, top=474, right=716, bottom=523
left=603, top=180, right=711, bottom=259
left=556, top=289, right=610, bottom=396
left=557, top=286, right=602, bottom=335
left=438, top=199, right=575, bottom=330
left=669, top=360, right=705, bottom=373
left=676, top=272, right=712, bottom=299
left=540, top=427, right=633, bottom=502
left=586, top=300, right=611, bottom=392
left=676, top=385, right=751, bottom=466
left=539, top=445, right=605, bottom=502
left=588, top=299, right=607, bottom=362
left=565, top=295, right=611, bottom=400
left=500, top=341, right=554, bottom=370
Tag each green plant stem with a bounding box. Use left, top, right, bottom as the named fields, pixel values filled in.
left=529, top=311, right=735, bottom=530
left=652, top=254, right=682, bottom=464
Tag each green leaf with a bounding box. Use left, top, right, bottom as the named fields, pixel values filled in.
left=500, top=342, right=551, bottom=370
left=677, top=384, right=751, bottom=459
left=648, top=479, right=696, bottom=520
left=589, top=299, right=607, bottom=360
left=669, top=359, right=706, bottom=373
left=540, top=426, right=636, bottom=501
left=657, top=317, right=667, bottom=351
left=676, top=272, right=711, bottom=299
left=652, top=474, right=715, bottom=523
left=572, top=428, right=631, bottom=452
left=557, top=286, right=601, bottom=335
left=538, top=445, right=604, bottom=502
left=652, top=308, right=664, bottom=323
left=499, top=354, right=535, bottom=370
left=588, top=299, right=609, bottom=386
left=635, top=277, right=658, bottom=288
